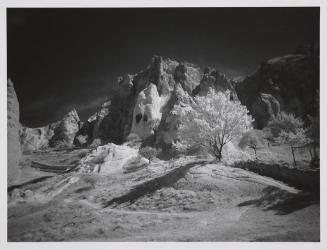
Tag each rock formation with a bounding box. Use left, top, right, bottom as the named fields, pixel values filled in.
left=74, top=100, right=110, bottom=147
left=74, top=55, right=237, bottom=150
left=236, top=48, right=319, bottom=128
left=49, top=109, right=80, bottom=147
left=193, top=67, right=238, bottom=101
left=19, top=109, right=80, bottom=151
left=7, top=79, right=22, bottom=185
left=252, top=93, right=280, bottom=128
left=11, top=50, right=318, bottom=157
left=78, top=143, right=148, bottom=174
left=129, top=83, right=169, bottom=140
left=20, top=124, right=58, bottom=152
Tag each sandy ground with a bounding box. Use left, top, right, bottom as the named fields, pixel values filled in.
left=7, top=149, right=319, bottom=242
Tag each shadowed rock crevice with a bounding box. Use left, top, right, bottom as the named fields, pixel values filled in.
left=102, top=160, right=207, bottom=208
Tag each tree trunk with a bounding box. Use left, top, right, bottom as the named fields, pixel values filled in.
left=213, top=141, right=223, bottom=161
left=215, top=152, right=222, bottom=161
left=217, top=144, right=223, bottom=161
left=291, top=146, right=296, bottom=166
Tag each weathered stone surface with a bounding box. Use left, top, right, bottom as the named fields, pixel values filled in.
left=252, top=93, right=280, bottom=128
left=20, top=110, right=80, bottom=151
left=193, top=67, right=238, bottom=100
left=74, top=100, right=111, bottom=146
left=20, top=124, right=58, bottom=152
left=236, top=50, right=319, bottom=127
left=78, top=143, right=143, bottom=174
left=7, top=79, right=22, bottom=185
left=129, top=83, right=169, bottom=140
left=155, top=83, right=191, bottom=147
left=77, top=56, right=229, bottom=147
left=49, top=109, right=80, bottom=147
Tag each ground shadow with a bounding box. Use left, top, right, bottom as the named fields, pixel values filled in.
left=232, top=161, right=320, bottom=192
left=8, top=176, right=54, bottom=193
left=238, top=186, right=319, bottom=215
left=102, top=160, right=208, bottom=208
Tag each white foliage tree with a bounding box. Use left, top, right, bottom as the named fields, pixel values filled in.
left=172, top=89, right=253, bottom=161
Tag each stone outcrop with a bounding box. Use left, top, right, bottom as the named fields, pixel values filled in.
left=49, top=109, right=80, bottom=147
left=7, top=79, right=22, bottom=185
left=252, top=93, right=280, bottom=128
left=236, top=49, right=319, bottom=128
left=78, top=143, right=148, bottom=174
left=20, top=110, right=80, bottom=151
left=193, top=67, right=238, bottom=100
left=20, top=124, right=58, bottom=152
left=74, top=100, right=110, bottom=146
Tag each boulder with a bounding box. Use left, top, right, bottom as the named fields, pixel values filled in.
left=123, top=155, right=149, bottom=174
left=7, top=79, right=22, bottom=185
left=78, top=143, right=140, bottom=174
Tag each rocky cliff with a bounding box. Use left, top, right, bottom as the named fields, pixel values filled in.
left=7, top=79, right=22, bottom=185
left=236, top=47, right=319, bottom=128
left=76, top=55, right=238, bottom=149
left=12, top=50, right=319, bottom=155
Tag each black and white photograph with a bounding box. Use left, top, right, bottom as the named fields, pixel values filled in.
left=1, top=0, right=326, bottom=247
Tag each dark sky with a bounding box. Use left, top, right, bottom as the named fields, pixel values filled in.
left=7, top=8, right=319, bottom=127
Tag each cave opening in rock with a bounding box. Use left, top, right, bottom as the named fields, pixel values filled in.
left=136, top=113, right=142, bottom=123
left=143, top=114, right=148, bottom=122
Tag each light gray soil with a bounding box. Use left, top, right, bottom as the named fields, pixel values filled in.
left=8, top=150, right=320, bottom=242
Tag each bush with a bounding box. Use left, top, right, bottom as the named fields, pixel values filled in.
left=267, top=112, right=303, bottom=137
left=238, top=130, right=266, bottom=158
left=139, top=146, right=161, bottom=161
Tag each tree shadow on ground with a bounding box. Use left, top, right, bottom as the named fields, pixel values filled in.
left=238, top=186, right=319, bottom=215
left=102, top=160, right=208, bottom=208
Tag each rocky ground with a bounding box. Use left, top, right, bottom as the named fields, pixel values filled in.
left=7, top=148, right=319, bottom=242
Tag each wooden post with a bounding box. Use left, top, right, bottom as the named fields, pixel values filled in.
left=291, top=146, right=296, bottom=166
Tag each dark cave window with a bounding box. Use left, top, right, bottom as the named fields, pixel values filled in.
left=136, top=113, right=142, bottom=123
left=143, top=114, right=148, bottom=122
left=230, top=95, right=234, bottom=101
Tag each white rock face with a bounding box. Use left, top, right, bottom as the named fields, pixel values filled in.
left=78, top=143, right=148, bottom=174
left=156, top=84, right=192, bottom=145
left=129, top=83, right=169, bottom=140
left=7, top=79, right=22, bottom=185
